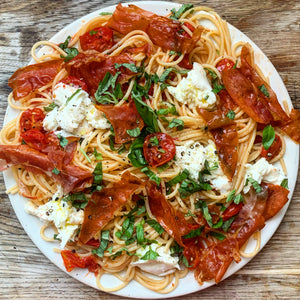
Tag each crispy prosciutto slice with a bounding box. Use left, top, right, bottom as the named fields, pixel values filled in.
left=240, top=45, right=290, bottom=122
left=279, top=109, right=300, bottom=144
left=78, top=171, right=143, bottom=245
left=98, top=101, right=144, bottom=144
left=146, top=181, right=200, bottom=247
left=8, top=59, right=64, bottom=100
left=197, top=108, right=234, bottom=130
left=210, top=124, right=238, bottom=180
left=0, top=145, right=92, bottom=194
left=65, top=53, right=135, bottom=95
left=107, top=4, right=202, bottom=54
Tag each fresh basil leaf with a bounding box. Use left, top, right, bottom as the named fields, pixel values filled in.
left=99, top=12, right=113, bottom=15
left=62, top=192, right=88, bottom=209
left=145, top=219, right=164, bottom=234
left=233, top=60, right=238, bottom=69
left=281, top=178, right=288, bottom=189
left=115, top=216, right=135, bottom=241
left=89, top=30, right=97, bottom=35
left=92, top=230, right=110, bottom=257
left=149, top=136, right=159, bottom=146
left=181, top=255, right=192, bottom=267
left=127, top=127, right=141, bottom=137
left=44, top=102, right=58, bottom=112
left=167, top=169, right=190, bottom=188
left=183, top=225, right=204, bottom=239
left=63, top=47, right=79, bottom=62
left=262, top=124, right=275, bottom=150
left=136, top=220, right=145, bottom=245
left=66, top=89, right=81, bottom=105
left=204, top=68, right=218, bottom=79
left=157, top=163, right=170, bottom=172
left=222, top=216, right=236, bottom=232
left=111, top=247, right=137, bottom=259
left=196, top=200, right=223, bottom=228
left=226, top=110, right=236, bottom=120
left=160, top=83, right=170, bottom=91
left=212, top=78, right=225, bottom=94
left=52, top=167, right=60, bottom=175
left=114, top=83, right=123, bottom=99
left=57, top=134, right=68, bottom=148
left=141, top=167, right=161, bottom=186
left=93, top=162, right=103, bottom=185
left=170, top=4, right=194, bottom=20
left=246, top=177, right=262, bottom=193
left=168, top=118, right=184, bottom=130
left=157, top=104, right=178, bottom=116
left=259, top=84, right=270, bottom=98
left=128, top=134, right=147, bottom=167
left=209, top=231, right=226, bottom=241
left=226, top=189, right=236, bottom=203
left=169, top=50, right=182, bottom=56
left=179, top=178, right=212, bottom=198
left=115, top=63, right=143, bottom=73
left=140, top=246, right=159, bottom=260
left=233, top=194, right=244, bottom=204
left=93, top=148, right=103, bottom=161
left=136, top=206, right=146, bottom=216
left=59, top=36, right=71, bottom=50
left=53, top=234, right=61, bottom=241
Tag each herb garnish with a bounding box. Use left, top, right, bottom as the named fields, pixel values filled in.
left=59, top=36, right=79, bottom=62
left=92, top=230, right=110, bottom=257
left=262, top=124, right=275, bottom=150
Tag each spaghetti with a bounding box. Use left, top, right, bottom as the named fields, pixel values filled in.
left=0, top=3, right=297, bottom=294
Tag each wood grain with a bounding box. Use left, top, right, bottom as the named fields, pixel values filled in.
left=0, top=0, right=299, bottom=299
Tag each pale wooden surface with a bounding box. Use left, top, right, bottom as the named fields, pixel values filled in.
left=0, top=0, right=299, bottom=299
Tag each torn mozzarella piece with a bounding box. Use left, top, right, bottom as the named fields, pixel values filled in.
left=131, top=244, right=180, bottom=276
left=243, top=157, right=287, bottom=193
left=167, top=62, right=216, bottom=110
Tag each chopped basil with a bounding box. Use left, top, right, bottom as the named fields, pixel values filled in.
left=212, top=78, right=225, bottom=94
left=44, top=102, right=58, bottom=112
left=160, top=82, right=170, bottom=91
left=262, top=124, right=275, bottom=150
left=179, top=179, right=212, bottom=198
left=170, top=4, right=194, bottom=20
left=80, top=147, right=91, bottom=163
left=114, top=63, right=143, bottom=73
left=127, top=127, right=141, bottom=137
left=169, top=50, right=181, bottom=56
left=99, top=12, right=113, bottom=15
left=196, top=200, right=223, bottom=228
left=66, top=89, right=81, bottom=105
left=59, top=36, right=79, bottom=62
left=59, top=35, right=71, bottom=50
left=92, top=230, right=110, bottom=257
left=185, top=210, right=196, bottom=218
left=157, top=163, right=170, bottom=172
left=53, top=234, right=61, bottom=241
left=209, top=231, right=226, bottom=241
left=93, top=162, right=103, bottom=185
left=136, top=220, right=145, bottom=245
left=52, top=167, right=60, bottom=175
left=259, top=84, right=270, bottom=98
left=132, top=82, right=160, bottom=132
left=145, top=219, right=164, bottom=234
left=128, top=134, right=147, bottom=167
left=168, top=118, right=184, bottom=130
left=56, top=134, right=68, bottom=148
left=136, top=205, right=146, bottom=216
left=226, top=110, right=236, bottom=120
left=233, top=60, right=238, bottom=69
left=111, top=247, right=137, bottom=260
left=89, top=30, right=97, bottom=35
left=21, top=139, right=26, bottom=145
left=93, top=148, right=103, bottom=161
left=156, top=104, right=178, bottom=116
left=140, top=246, right=159, bottom=260
left=62, top=192, right=88, bottom=208
left=115, top=216, right=135, bottom=241
left=107, top=246, right=113, bottom=254
left=94, top=72, right=122, bottom=104
left=183, top=225, right=204, bottom=239
left=222, top=216, right=236, bottom=232
left=149, top=136, right=159, bottom=146
left=141, top=167, right=161, bottom=186
left=226, top=189, right=244, bottom=204
left=233, top=194, right=244, bottom=204
left=204, top=68, right=218, bottom=80
left=226, top=189, right=236, bottom=203
left=166, top=169, right=190, bottom=188
left=181, top=255, right=192, bottom=267
left=109, top=135, right=116, bottom=151
left=246, top=177, right=262, bottom=193
left=280, top=178, right=288, bottom=189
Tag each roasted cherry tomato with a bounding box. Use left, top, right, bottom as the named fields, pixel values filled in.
left=61, top=250, right=99, bottom=274
left=79, top=26, right=114, bottom=53
left=20, top=108, right=45, bottom=133
left=178, top=54, right=193, bottom=69
left=20, top=129, right=46, bottom=151
left=143, top=133, right=176, bottom=167
left=59, top=76, right=88, bottom=92
left=222, top=202, right=243, bottom=221
left=216, top=58, right=235, bottom=73
left=84, top=238, right=100, bottom=248
left=261, top=134, right=282, bottom=161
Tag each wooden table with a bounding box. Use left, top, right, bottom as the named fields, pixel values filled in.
left=0, top=0, right=299, bottom=299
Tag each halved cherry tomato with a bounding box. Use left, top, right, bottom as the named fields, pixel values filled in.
left=85, top=238, right=100, bottom=248
left=216, top=58, right=235, bottom=73
left=143, top=133, right=176, bottom=167
left=261, top=134, right=282, bottom=161
left=222, top=202, right=244, bottom=221
left=61, top=250, right=100, bottom=274
left=20, top=108, right=45, bottom=133
left=20, top=129, right=46, bottom=151
left=79, top=26, right=114, bottom=53
left=59, top=76, right=88, bottom=92
left=183, top=22, right=195, bottom=32
left=178, top=54, right=193, bottom=69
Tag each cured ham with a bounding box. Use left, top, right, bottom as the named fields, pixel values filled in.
left=279, top=109, right=300, bottom=144
left=8, top=59, right=64, bottom=100
left=78, top=172, right=143, bottom=245
left=65, top=53, right=135, bottom=95
left=0, top=145, right=92, bottom=194
left=98, top=101, right=144, bottom=144
left=107, top=4, right=202, bottom=54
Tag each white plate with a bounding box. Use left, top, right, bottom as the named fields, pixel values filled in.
left=3, top=1, right=299, bottom=299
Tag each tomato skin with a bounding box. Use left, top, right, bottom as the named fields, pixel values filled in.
left=59, top=76, right=88, bottom=92
left=20, top=129, right=46, bottom=151
left=222, top=202, right=243, bottom=221
left=216, top=58, right=235, bottom=73
left=20, top=108, right=45, bottom=133
left=79, top=26, right=114, bottom=53
left=143, top=133, right=176, bottom=167
left=85, top=238, right=100, bottom=248
left=61, top=250, right=100, bottom=274
left=261, top=134, right=282, bottom=161
left=178, top=54, right=193, bottom=69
